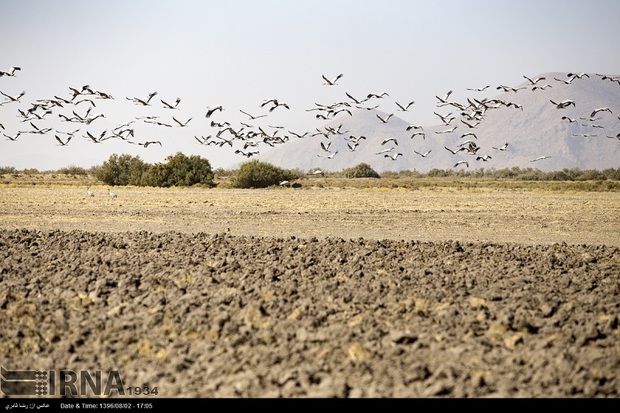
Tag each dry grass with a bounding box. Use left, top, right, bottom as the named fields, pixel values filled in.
left=1, top=177, right=619, bottom=246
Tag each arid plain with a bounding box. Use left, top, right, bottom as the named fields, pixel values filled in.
left=1, top=179, right=619, bottom=397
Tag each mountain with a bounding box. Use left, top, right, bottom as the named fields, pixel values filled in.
left=253, top=72, right=620, bottom=172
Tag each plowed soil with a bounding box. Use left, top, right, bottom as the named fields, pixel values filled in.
left=1, top=185, right=619, bottom=398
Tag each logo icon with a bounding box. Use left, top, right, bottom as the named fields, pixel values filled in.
left=1, top=367, right=48, bottom=396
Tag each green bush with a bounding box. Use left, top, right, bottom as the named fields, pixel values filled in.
left=142, top=152, right=215, bottom=187
left=341, top=163, right=380, bottom=178
left=0, top=166, right=18, bottom=174
left=94, top=154, right=150, bottom=186
left=57, top=165, right=89, bottom=175
left=230, top=160, right=298, bottom=188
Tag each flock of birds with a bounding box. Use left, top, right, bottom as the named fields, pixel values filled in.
left=1, top=66, right=619, bottom=172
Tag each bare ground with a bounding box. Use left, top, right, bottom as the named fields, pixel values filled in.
left=0, top=185, right=619, bottom=398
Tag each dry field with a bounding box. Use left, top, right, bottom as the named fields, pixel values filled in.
left=1, top=180, right=620, bottom=245
left=1, top=178, right=619, bottom=398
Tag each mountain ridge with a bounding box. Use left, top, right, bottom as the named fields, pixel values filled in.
left=252, top=72, right=620, bottom=172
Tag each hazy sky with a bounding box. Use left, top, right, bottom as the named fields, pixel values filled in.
left=1, top=0, right=619, bottom=171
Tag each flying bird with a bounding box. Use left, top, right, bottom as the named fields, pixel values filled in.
left=375, top=147, right=394, bottom=155
left=561, top=116, right=577, bottom=123
left=317, top=151, right=338, bottom=159
left=590, top=107, right=612, bottom=117
left=453, top=160, right=469, bottom=168
left=550, top=99, right=576, bottom=109
left=345, top=92, right=368, bottom=105
left=240, top=109, right=267, bottom=120
left=460, top=132, right=478, bottom=140
left=381, top=137, right=398, bottom=146
left=384, top=152, right=403, bottom=161
left=322, top=73, right=343, bottom=86
left=523, top=75, right=546, bottom=85
left=466, top=85, right=490, bottom=92
left=0, top=90, right=26, bottom=103
left=395, top=101, right=415, bottom=111
left=0, top=66, right=21, bottom=77
left=376, top=113, right=394, bottom=124
left=54, top=135, right=71, bottom=146
left=497, top=85, right=526, bottom=93
left=414, top=150, right=432, bottom=158
left=476, top=155, right=492, bottom=162
left=435, top=90, right=453, bottom=104
left=2, top=132, right=22, bottom=141
left=205, top=105, right=224, bottom=118
left=492, top=142, right=509, bottom=151
left=530, top=155, right=551, bottom=162
left=161, top=98, right=181, bottom=109
left=127, top=91, right=157, bottom=106
left=320, top=141, right=332, bottom=152
left=261, top=98, right=290, bottom=112
left=435, top=126, right=458, bottom=134
left=444, top=146, right=465, bottom=155
left=172, top=116, right=192, bottom=127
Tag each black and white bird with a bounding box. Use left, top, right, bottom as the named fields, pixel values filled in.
left=444, top=146, right=465, bottom=155
left=320, top=141, right=332, bottom=152
left=492, top=142, right=509, bottom=151
left=172, top=116, right=192, bottom=127
left=161, top=98, right=181, bottom=109
left=322, top=73, right=343, bottom=86
left=523, top=75, right=546, bottom=85
left=3, top=132, right=22, bottom=141
left=127, top=91, right=157, bottom=106
left=453, top=160, right=469, bottom=168
left=317, top=150, right=338, bottom=159
left=240, top=109, right=267, bottom=120
left=435, top=90, right=453, bottom=105
left=395, top=101, right=415, bottom=111
left=375, top=147, right=394, bottom=155
left=205, top=105, right=224, bottom=118
left=413, top=149, right=432, bottom=158
left=466, top=85, right=490, bottom=92
left=137, top=140, right=162, bottom=148
left=497, top=85, right=526, bottom=93
left=261, top=98, right=290, bottom=112
left=0, top=90, right=26, bottom=103
left=561, top=116, right=577, bottom=123
left=376, top=113, right=394, bottom=124
left=0, top=66, right=21, bottom=77
left=590, top=107, right=612, bottom=118
left=108, top=188, right=118, bottom=198
left=410, top=131, right=425, bottom=139
left=530, top=155, right=551, bottom=162
left=435, top=126, right=458, bottom=134
left=54, top=135, right=71, bottom=146
left=86, top=187, right=95, bottom=197
left=476, top=155, right=492, bottom=162
left=550, top=99, right=576, bottom=109
left=384, top=152, right=403, bottom=161
left=461, top=132, right=478, bottom=140
left=381, top=137, right=398, bottom=146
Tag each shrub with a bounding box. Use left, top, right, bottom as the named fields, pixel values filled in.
left=57, top=165, right=88, bottom=175
left=230, top=160, right=298, bottom=188
left=142, top=152, right=215, bottom=187
left=0, top=166, right=18, bottom=175
left=94, top=154, right=150, bottom=186
left=341, top=163, right=380, bottom=178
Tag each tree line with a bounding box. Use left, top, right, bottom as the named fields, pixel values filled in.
left=1, top=153, right=619, bottom=188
